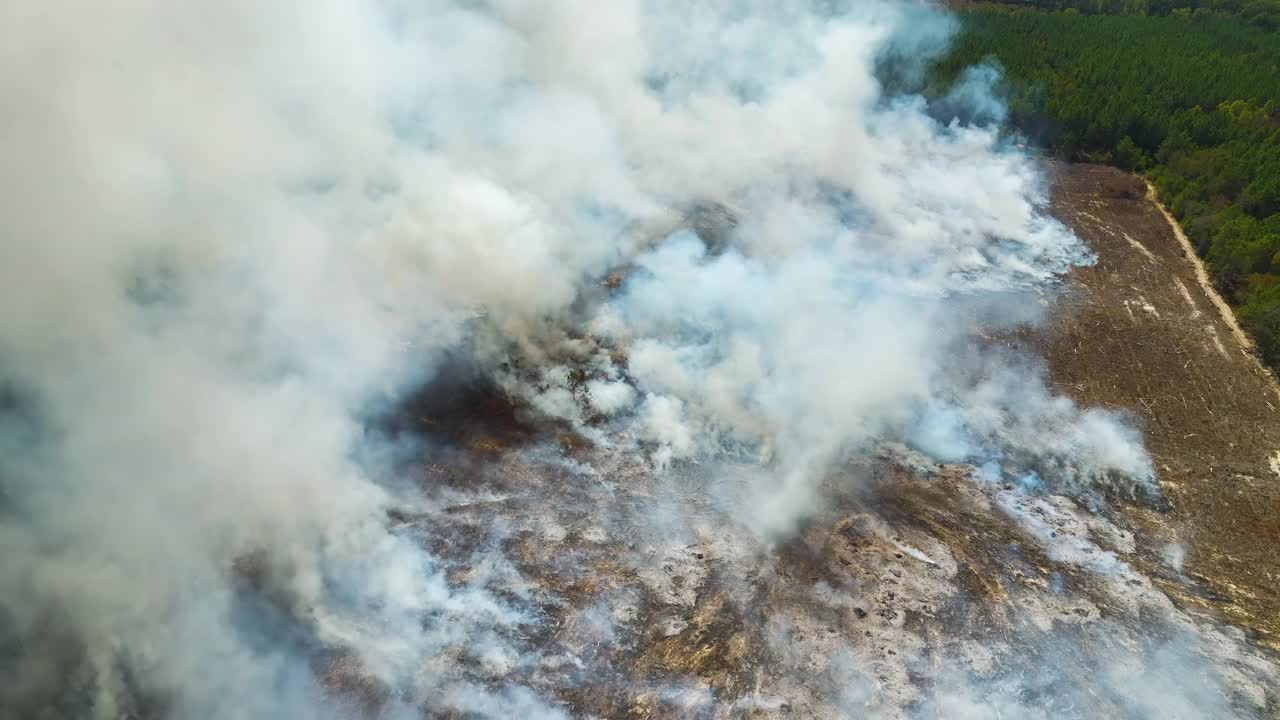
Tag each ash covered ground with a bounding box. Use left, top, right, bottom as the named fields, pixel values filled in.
left=358, top=169, right=1280, bottom=718
left=378, top=396, right=1280, bottom=719
left=2, top=2, right=1279, bottom=719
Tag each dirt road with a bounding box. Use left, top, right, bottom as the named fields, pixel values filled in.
left=1144, top=180, right=1258, bottom=353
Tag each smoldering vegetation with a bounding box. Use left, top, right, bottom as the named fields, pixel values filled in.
left=0, top=1, right=1272, bottom=718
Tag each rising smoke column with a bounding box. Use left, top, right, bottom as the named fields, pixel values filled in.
left=0, top=1, right=1152, bottom=717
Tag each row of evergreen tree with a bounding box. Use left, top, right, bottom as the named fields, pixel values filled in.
left=966, top=0, right=1280, bottom=28
left=930, top=8, right=1280, bottom=368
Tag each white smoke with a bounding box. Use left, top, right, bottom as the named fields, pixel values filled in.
left=0, top=0, right=1159, bottom=717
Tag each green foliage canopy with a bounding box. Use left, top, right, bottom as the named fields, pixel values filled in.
left=932, top=8, right=1280, bottom=367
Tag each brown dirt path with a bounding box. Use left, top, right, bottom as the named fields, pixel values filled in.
left=1145, top=180, right=1259, bottom=354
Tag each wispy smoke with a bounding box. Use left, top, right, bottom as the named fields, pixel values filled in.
left=0, top=0, right=1169, bottom=718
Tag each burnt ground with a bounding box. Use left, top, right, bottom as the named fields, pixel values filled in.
left=13, top=164, right=1280, bottom=720
left=364, top=162, right=1280, bottom=719
left=1037, top=162, right=1280, bottom=648
left=195, top=162, right=1280, bottom=720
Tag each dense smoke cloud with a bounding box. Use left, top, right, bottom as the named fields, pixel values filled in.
left=0, top=0, right=1165, bottom=717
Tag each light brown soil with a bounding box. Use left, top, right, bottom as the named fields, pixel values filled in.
left=1037, top=162, right=1280, bottom=647
left=1145, top=179, right=1257, bottom=352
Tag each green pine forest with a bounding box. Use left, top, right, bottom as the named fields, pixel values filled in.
left=928, top=3, right=1280, bottom=369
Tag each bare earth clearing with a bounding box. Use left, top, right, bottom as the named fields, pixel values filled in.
left=364, top=163, right=1280, bottom=718
left=1039, top=163, right=1280, bottom=647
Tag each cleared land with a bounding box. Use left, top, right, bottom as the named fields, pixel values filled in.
left=1038, top=162, right=1280, bottom=646
left=372, top=163, right=1280, bottom=718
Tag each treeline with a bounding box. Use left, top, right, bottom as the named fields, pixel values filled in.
left=960, top=0, right=1280, bottom=28
left=930, top=9, right=1280, bottom=368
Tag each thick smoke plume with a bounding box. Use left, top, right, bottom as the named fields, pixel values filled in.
left=0, top=0, right=1168, bottom=718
